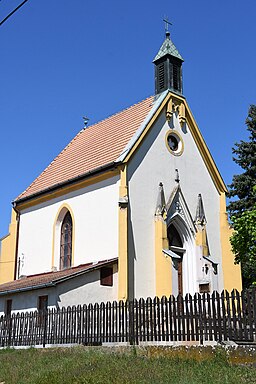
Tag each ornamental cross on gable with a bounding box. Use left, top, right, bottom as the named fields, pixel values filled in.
left=163, top=17, right=172, bottom=32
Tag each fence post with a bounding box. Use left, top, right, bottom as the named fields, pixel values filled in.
left=7, top=314, right=12, bottom=347
left=196, top=293, right=204, bottom=345
left=42, top=309, right=48, bottom=348
left=129, top=300, right=134, bottom=345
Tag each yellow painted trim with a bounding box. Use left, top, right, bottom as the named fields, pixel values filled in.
left=0, top=209, right=18, bottom=284
left=16, top=169, right=119, bottom=211
left=179, top=102, right=186, bottom=127
left=52, top=203, right=75, bottom=270
left=124, top=92, right=227, bottom=194
left=165, top=130, right=184, bottom=157
left=125, top=92, right=170, bottom=163
left=155, top=216, right=172, bottom=297
left=219, top=192, right=242, bottom=291
left=183, top=98, right=227, bottom=193
left=118, top=164, right=128, bottom=301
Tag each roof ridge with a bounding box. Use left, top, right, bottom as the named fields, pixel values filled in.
left=24, top=261, right=93, bottom=279
left=85, top=94, right=153, bottom=130
left=0, top=258, right=118, bottom=293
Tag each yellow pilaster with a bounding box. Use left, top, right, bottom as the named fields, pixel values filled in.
left=195, top=227, right=209, bottom=256
left=0, top=208, right=18, bottom=284
left=220, top=192, right=242, bottom=291
left=118, top=165, right=128, bottom=301
left=155, top=215, right=172, bottom=297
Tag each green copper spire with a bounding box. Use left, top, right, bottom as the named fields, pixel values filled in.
left=153, top=29, right=184, bottom=95
left=153, top=31, right=184, bottom=63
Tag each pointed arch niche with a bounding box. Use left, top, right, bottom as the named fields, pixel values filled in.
left=52, top=204, right=75, bottom=270
left=167, top=213, right=197, bottom=296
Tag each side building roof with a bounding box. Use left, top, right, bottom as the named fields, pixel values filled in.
left=0, top=258, right=118, bottom=296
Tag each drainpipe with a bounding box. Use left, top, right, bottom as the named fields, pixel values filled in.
left=12, top=202, right=20, bottom=280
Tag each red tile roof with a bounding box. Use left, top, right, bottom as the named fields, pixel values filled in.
left=17, top=96, right=155, bottom=201
left=0, top=258, right=117, bottom=295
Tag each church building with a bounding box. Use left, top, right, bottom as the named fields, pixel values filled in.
left=0, top=30, right=242, bottom=314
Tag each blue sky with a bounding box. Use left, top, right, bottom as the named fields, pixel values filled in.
left=0, top=0, right=255, bottom=238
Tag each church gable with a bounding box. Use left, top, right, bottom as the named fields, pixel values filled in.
left=123, top=91, right=226, bottom=195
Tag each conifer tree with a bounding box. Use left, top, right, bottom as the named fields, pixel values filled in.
left=228, top=105, right=256, bottom=287
left=228, top=104, right=256, bottom=218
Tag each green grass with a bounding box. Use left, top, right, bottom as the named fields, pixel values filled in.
left=0, top=346, right=255, bottom=384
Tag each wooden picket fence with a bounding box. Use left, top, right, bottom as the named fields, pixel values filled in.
left=0, top=289, right=255, bottom=347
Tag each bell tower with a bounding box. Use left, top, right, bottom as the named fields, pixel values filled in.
left=153, top=23, right=184, bottom=95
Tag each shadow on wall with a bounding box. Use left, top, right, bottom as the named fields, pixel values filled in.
left=21, top=174, right=120, bottom=214
left=56, top=269, right=100, bottom=307
left=128, top=202, right=135, bottom=301
left=127, top=113, right=166, bottom=181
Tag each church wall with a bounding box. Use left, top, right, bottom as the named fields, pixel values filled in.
left=0, top=265, right=118, bottom=315
left=127, top=109, right=223, bottom=298
left=17, top=175, right=119, bottom=277
left=56, top=264, right=118, bottom=307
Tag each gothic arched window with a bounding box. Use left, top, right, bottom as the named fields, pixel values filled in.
left=60, top=211, right=72, bottom=270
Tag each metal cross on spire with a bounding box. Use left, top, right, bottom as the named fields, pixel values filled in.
left=163, top=17, right=172, bottom=33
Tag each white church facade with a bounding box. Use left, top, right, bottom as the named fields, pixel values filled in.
left=0, top=30, right=241, bottom=315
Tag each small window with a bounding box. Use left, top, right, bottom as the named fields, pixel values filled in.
left=37, top=296, right=48, bottom=326
left=168, top=135, right=179, bottom=151
left=100, top=267, right=113, bottom=286
left=5, top=299, right=12, bottom=317
left=38, top=295, right=48, bottom=313
left=166, top=131, right=184, bottom=156
left=199, top=283, right=210, bottom=294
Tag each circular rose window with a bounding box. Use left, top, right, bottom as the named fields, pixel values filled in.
left=166, top=131, right=184, bottom=156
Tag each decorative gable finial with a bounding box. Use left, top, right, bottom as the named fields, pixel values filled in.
left=195, top=193, right=206, bottom=226
left=175, top=168, right=180, bottom=183
left=83, top=116, right=89, bottom=128
left=155, top=182, right=166, bottom=216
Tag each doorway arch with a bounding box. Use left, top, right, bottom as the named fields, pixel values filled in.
left=167, top=213, right=196, bottom=296
left=167, top=223, right=184, bottom=295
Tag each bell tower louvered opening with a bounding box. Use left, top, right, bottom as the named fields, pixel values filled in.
left=170, top=57, right=182, bottom=93
left=158, top=62, right=165, bottom=91
left=153, top=31, right=184, bottom=95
